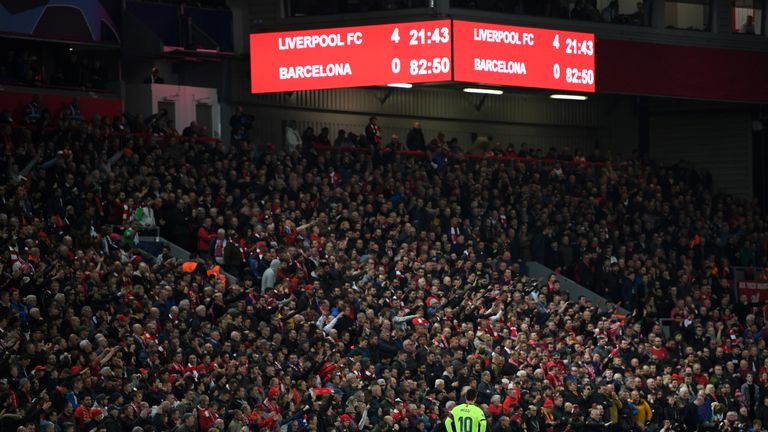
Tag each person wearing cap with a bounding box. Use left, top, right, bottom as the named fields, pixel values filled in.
left=446, top=388, right=486, bottom=432
left=540, top=398, right=558, bottom=430
left=548, top=394, right=568, bottom=428
left=337, top=413, right=358, bottom=432
left=94, top=393, right=108, bottom=409
left=82, top=407, right=104, bottom=431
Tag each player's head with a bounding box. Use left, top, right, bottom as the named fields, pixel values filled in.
left=465, top=388, right=478, bottom=403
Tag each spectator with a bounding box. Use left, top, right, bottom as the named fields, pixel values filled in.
left=229, top=106, right=253, bottom=143
left=144, top=66, right=165, bottom=84
left=365, top=116, right=381, bottom=147
left=62, top=53, right=83, bottom=87
left=334, top=129, right=348, bottom=147
left=742, top=15, right=756, bottom=34
left=317, top=127, right=331, bottom=146
left=285, top=120, right=302, bottom=153
left=208, top=228, right=228, bottom=265
left=63, top=97, right=83, bottom=124
left=89, top=59, right=107, bottom=89
left=23, top=95, right=45, bottom=125
left=406, top=121, right=426, bottom=151
left=742, top=373, right=761, bottom=420
left=756, top=396, right=768, bottom=425
left=261, top=258, right=280, bottom=294
left=630, top=1, right=646, bottom=25
left=601, top=0, right=619, bottom=23
left=182, top=121, right=199, bottom=138
left=2, top=110, right=768, bottom=432
left=570, top=0, right=600, bottom=21
left=302, top=126, right=316, bottom=153
left=683, top=396, right=704, bottom=431
left=197, top=218, right=215, bottom=258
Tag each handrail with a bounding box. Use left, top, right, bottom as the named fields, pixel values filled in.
left=4, top=121, right=221, bottom=144
left=0, top=80, right=115, bottom=94
left=313, top=144, right=612, bottom=167
left=525, top=261, right=630, bottom=315
left=137, top=235, right=239, bottom=285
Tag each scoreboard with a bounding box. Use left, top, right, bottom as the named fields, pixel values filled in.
left=250, top=20, right=452, bottom=93
left=250, top=20, right=595, bottom=94
left=452, top=21, right=595, bottom=93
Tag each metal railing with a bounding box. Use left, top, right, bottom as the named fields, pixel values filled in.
left=525, top=261, right=630, bottom=314
left=137, top=235, right=239, bottom=285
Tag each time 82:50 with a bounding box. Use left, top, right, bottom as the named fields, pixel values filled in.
left=390, top=57, right=451, bottom=75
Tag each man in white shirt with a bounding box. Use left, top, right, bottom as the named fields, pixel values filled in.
left=285, top=120, right=302, bottom=153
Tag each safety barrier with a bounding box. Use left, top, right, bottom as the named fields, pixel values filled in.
left=312, top=143, right=612, bottom=167
left=137, top=235, right=238, bottom=285
left=525, top=261, right=630, bottom=315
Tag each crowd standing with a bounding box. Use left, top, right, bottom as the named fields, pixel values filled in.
left=2, top=101, right=768, bottom=432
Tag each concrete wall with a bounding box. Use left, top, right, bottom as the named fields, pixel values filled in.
left=228, top=82, right=640, bottom=158
left=649, top=109, right=753, bottom=197
left=665, top=2, right=709, bottom=30
left=244, top=103, right=608, bottom=155
left=125, top=83, right=222, bottom=138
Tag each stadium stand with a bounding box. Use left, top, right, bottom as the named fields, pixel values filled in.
left=1, top=98, right=767, bottom=432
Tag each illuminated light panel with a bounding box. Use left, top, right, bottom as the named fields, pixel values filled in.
left=463, top=87, right=504, bottom=95
left=550, top=94, right=588, bottom=100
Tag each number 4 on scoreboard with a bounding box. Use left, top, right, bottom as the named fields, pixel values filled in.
left=552, top=34, right=560, bottom=50
left=391, top=28, right=400, bottom=43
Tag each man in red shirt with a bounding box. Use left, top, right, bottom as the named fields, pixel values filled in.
left=648, top=337, right=669, bottom=362
left=692, top=363, right=709, bottom=387
left=197, top=218, right=215, bottom=257
left=196, top=395, right=218, bottom=432
left=73, top=394, right=94, bottom=426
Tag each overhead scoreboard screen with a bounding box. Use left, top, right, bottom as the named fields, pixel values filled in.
left=249, top=20, right=596, bottom=94
left=250, top=20, right=453, bottom=93
left=452, top=21, right=595, bottom=93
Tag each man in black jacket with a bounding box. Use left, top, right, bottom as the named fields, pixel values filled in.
left=523, top=405, right=544, bottom=432
left=477, top=371, right=495, bottom=405
left=756, top=396, right=768, bottom=426
left=406, top=122, right=426, bottom=151
left=378, top=332, right=400, bottom=360
left=682, top=396, right=704, bottom=431
left=491, top=416, right=520, bottom=432
left=102, top=405, right=121, bottom=432
left=583, top=408, right=606, bottom=432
